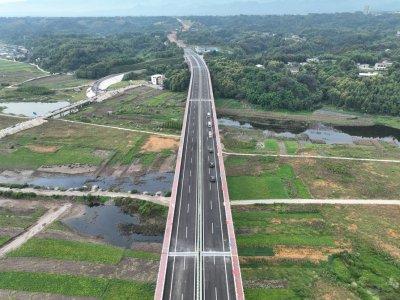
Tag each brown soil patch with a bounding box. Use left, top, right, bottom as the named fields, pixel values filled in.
left=377, top=241, right=400, bottom=260
left=313, top=280, right=359, bottom=300
left=348, top=224, right=358, bottom=233
left=271, top=218, right=282, bottom=224
left=159, top=154, right=176, bottom=172
left=0, top=257, right=158, bottom=283
left=273, top=245, right=347, bottom=262
left=93, top=149, right=111, bottom=159
left=38, top=164, right=97, bottom=174
left=387, top=229, right=400, bottom=239
left=141, top=136, right=179, bottom=152
left=27, top=145, right=58, bottom=153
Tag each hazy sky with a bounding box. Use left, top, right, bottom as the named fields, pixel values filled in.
left=0, top=0, right=400, bottom=16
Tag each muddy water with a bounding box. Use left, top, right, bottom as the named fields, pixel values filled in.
left=0, top=171, right=174, bottom=193
left=218, top=117, right=400, bottom=146
left=64, top=205, right=163, bottom=248
left=0, top=101, right=70, bottom=117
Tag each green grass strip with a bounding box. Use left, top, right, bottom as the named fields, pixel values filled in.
left=8, top=238, right=125, bottom=264
left=0, top=271, right=154, bottom=299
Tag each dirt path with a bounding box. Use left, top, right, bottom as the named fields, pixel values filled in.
left=59, top=119, right=180, bottom=138
left=0, top=203, right=71, bottom=258
left=223, top=151, right=400, bottom=164
left=0, top=187, right=170, bottom=206
left=277, top=141, right=287, bottom=155
left=230, top=199, right=400, bottom=206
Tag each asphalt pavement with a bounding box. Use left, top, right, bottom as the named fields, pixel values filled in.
left=162, top=50, right=236, bottom=300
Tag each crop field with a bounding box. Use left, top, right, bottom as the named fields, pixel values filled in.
left=224, top=155, right=400, bottom=200
left=0, top=59, right=46, bottom=86
left=226, top=156, right=311, bottom=200
left=0, top=119, right=170, bottom=170
left=233, top=204, right=400, bottom=300
left=21, top=74, right=92, bottom=90
left=67, top=86, right=186, bottom=134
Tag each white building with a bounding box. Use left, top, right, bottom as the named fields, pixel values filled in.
left=151, top=74, right=165, bottom=86
left=255, top=64, right=264, bottom=68
left=374, top=60, right=393, bottom=71
left=359, top=72, right=379, bottom=77
left=357, top=64, right=374, bottom=71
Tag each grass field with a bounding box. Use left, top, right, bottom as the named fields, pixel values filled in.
left=0, top=59, right=46, bottom=86
left=226, top=156, right=311, bottom=200
left=21, top=74, right=92, bottom=90
left=67, top=86, right=186, bottom=134
left=0, top=208, right=46, bottom=229
left=234, top=204, right=400, bottom=299
left=0, top=271, right=154, bottom=299
left=225, top=154, right=400, bottom=200
left=0, top=85, right=87, bottom=103
left=0, top=236, right=9, bottom=246
left=8, top=238, right=159, bottom=263
left=0, top=119, right=149, bottom=169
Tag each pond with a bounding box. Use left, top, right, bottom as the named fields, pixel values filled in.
left=0, top=171, right=174, bottom=194
left=218, top=117, right=400, bottom=146
left=63, top=205, right=163, bottom=248
left=0, top=101, right=70, bottom=117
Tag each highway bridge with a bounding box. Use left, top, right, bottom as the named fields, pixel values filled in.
left=155, top=49, right=244, bottom=300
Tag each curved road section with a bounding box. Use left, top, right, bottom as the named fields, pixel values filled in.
left=155, top=49, right=244, bottom=300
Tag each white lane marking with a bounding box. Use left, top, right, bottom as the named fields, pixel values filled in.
left=212, top=222, right=214, bottom=235
left=209, top=183, right=211, bottom=191
left=209, top=168, right=210, bottom=175
left=213, top=256, right=216, bottom=265
left=190, top=170, right=192, bottom=177
left=187, top=203, right=190, bottom=213
left=210, top=200, right=213, bottom=210
left=215, top=287, right=218, bottom=300
left=191, top=157, right=192, bottom=164
left=168, top=257, right=176, bottom=300
left=189, top=185, right=191, bottom=194
left=186, top=226, right=188, bottom=239
left=181, top=293, right=184, bottom=300
left=184, top=256, right=186, bottom=270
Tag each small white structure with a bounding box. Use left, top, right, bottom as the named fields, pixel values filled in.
left=397, top=31, right=400, bottom=37
left=306, top=57, right=320, bottom=63
left=255, top=64, right=264, bottom=68
left=151, top=74, right=165, bottom=86
left=359, top=72, right=379, bottom=77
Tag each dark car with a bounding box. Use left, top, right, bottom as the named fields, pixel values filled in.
left=209, top=161, right=215, bottom=168
left=208, top=147, right=214, bottom=153
left=209, top=176, right=216, bottom=182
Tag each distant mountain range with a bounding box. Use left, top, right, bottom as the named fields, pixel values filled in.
left=1, top=0, right=400, bottom=16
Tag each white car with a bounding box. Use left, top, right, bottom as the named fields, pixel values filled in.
left=208, top=131, right=213, bottom=138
